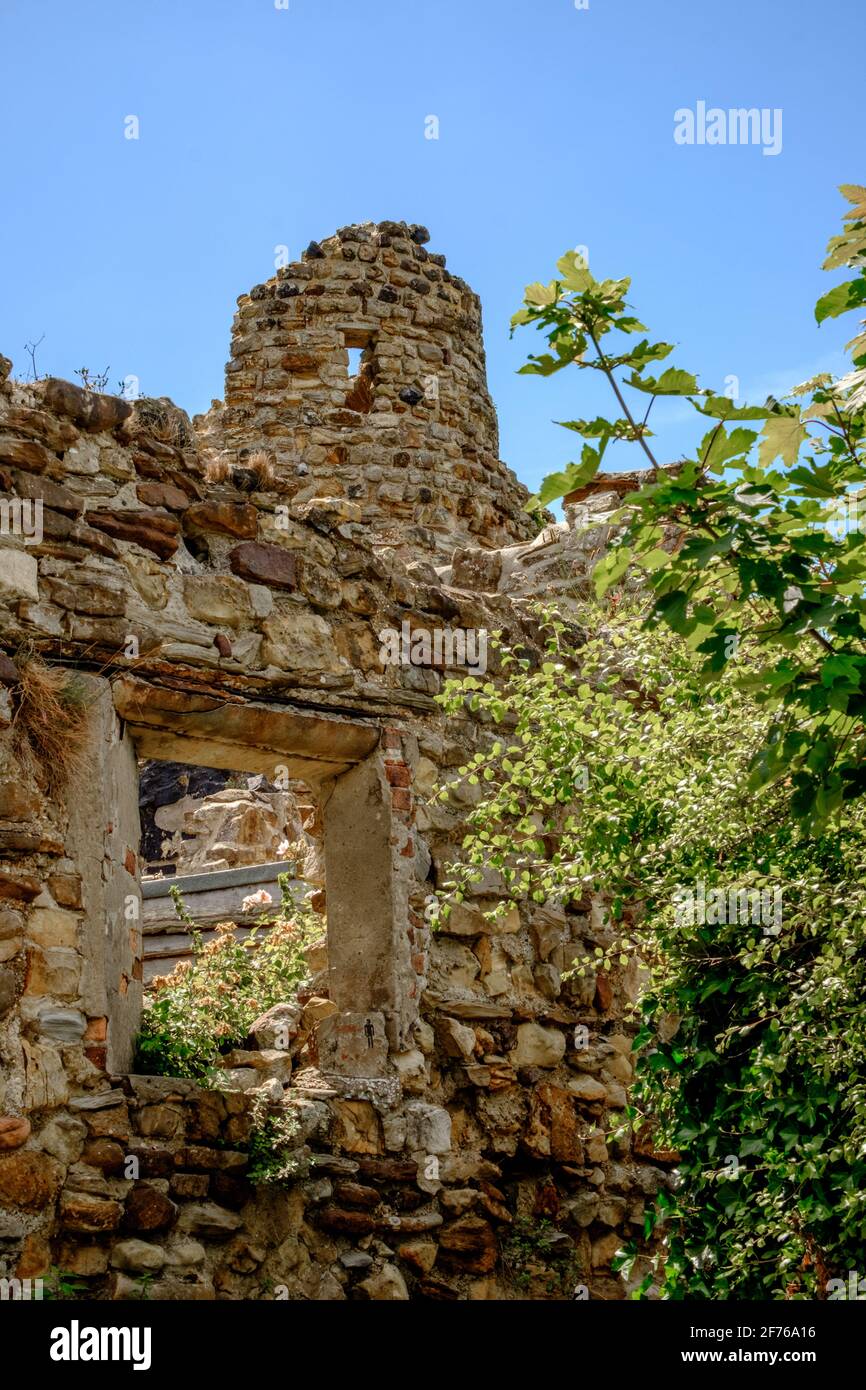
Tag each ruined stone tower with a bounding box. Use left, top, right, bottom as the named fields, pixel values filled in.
left=197, top=221, right=538, bottom=558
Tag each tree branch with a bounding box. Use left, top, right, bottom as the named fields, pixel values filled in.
left=589, top=327, right=661, bottom=472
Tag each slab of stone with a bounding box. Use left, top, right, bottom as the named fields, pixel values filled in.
left=177, top=1202, right=244, bottom=1237
left=37, top=1007, right=87, bottom=1042
left=69, top=1088, right=126, bottom=1110
left=59, top=1191, right=123, bottom=1232
left=511, top=1022, right=566, bottom=1068
left=316, top=1010, right=388, bottom=1078
left=405, top=1101, right=452, bottom=1156
left=0, top=549, right=38, bottom=602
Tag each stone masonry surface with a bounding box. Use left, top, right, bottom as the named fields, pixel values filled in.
left=0, top=225, right=670, bottom=1300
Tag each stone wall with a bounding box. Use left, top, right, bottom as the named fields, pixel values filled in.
left=0, top=234, right=670, bottom=1300
left=139, top=765, right=309, bottom=877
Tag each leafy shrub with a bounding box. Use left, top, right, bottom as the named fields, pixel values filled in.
left=134, top=878, right=321, bottom=1081
left=511, top=184, right=866, bottom=831
left=438, top=605, right=866, bottom=1298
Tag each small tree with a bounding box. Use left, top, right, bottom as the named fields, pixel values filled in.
left=512, top=185, right=866, bottom=829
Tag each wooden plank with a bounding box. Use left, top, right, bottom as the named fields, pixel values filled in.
left=141, top=860, right=314, bottom=991
left=142, top=872, right=308, bottom=934
left=142, top=859, right=290, bottom=899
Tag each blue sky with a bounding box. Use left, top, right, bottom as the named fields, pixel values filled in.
left=0, top=0, right=862, bottom=497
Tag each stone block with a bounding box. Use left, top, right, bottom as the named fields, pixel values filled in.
left=59, top=1191, right=123, bottom=1232
left=37, top=1007, right=86, bottom=1041
left=177, top=1202, right=244, bottom=1238
left=317, top=1011, right=388, bottom=1078
left=330, top=1100, right=384, bottom=1156
left=405, top=1101, right=452, bottom=1155
left=0, top=549, right=38, bottom=602
left=358, top=1263, right=409, bottom=1300
left=511, top=1022, right=566, bottom=1068
left=111, top=1239, right=167, bottom=1273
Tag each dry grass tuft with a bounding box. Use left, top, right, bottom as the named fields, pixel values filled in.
left=244, top=450, right=275, bottom=489
left=11, top=656, right=92, bottom=793
left=204, top=453, right=230, bottom=484
left=134, top=397, right=194, bottom=449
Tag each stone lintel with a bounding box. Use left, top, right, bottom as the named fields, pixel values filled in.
left=112, top=675, right=379, bottom=781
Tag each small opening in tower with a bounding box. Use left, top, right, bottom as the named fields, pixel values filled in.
left=343, top=329, right=376, bottom=414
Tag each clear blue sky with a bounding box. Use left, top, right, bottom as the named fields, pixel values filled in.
left=1, top=0, right=862, bottom=496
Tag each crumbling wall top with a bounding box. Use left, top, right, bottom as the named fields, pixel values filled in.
left=198, top=220, right=538, bottom=558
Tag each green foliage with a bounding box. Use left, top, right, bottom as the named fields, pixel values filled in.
left=133, top=889, right=320, bottom=1081
left=514, top=185, right=866, bottom=830
left=437, top=604, right=866, bottom=1299
left=500, top=1217, right=584, bottom=1297
left=246, top=1091, right=308, bottom=1188
left=42, top=1267, right=90, bottom=1300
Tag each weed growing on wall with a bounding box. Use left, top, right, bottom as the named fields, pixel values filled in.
left=500, top=1217, right=586, bottom=1297
left=10, top=652, right=92, bottom=794
left=246, top=1092, right=308, bottom=1188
